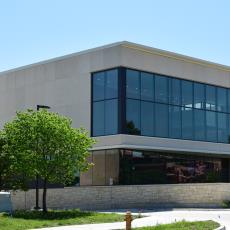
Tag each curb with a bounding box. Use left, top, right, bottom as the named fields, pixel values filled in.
left=215, top=226, right=225, bottom=230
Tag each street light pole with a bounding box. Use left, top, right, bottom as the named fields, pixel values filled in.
left=34, top=105, right=50, bottom=210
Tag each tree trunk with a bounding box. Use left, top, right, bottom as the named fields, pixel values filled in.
left=42, top=177, right=47, bottom=213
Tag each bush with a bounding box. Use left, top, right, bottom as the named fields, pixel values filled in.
left=221, top=200, right=230, bottom=208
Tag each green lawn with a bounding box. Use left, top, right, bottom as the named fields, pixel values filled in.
left=133, top=220, right=219, bottom=230
left=0, top=210, right=124, bottom=230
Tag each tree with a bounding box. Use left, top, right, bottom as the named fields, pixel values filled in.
left=0, top=131, right=30, bottom=191
left=4, top=109, right=95, bottom=212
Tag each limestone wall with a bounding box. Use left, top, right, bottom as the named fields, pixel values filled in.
left=11, top=183, right=230, bottom=210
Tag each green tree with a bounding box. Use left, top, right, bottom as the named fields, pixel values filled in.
left=0, top=131, right=29, bottom=191
left=4, top=110, right=95, bottom=212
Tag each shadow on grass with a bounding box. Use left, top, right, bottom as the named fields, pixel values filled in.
left=4, top=209, right=94, bottom=220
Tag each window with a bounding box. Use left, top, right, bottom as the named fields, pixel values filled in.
left=141, top=72, right=154, bottom=101
left=182, top=80, right=193, bottom=108
left=169, top=105, right=181, bottom=138
left=217, top=87, right=227, bottom=112
left=206, top=111, right=217, bottom=142
left=141, top=101, right=154, bottom=136
left=105, top=69, right=118, bottom=99
left=218, top=113, right=228, bottom=143
left=194, top=83, right=205, bottom=109
left=169, top=78, right=181, bottom=105
left=182, top=107, right=193, bottom=140
left=93, top=72, right=105, bottom=101
left=194, top=109, right=205, bottom=141
left=126, top=99, right=140, bottom=135
left=92, top=69, right=118, bottom=136
left=155, top=103, right=169, bottom=137
left=93, top=101, right=104, bottom=136
left=92, top=67, right=230, bottom=145
left=105, top=99, right=118, bottom=135
left=206, top=85, right=216, bottom=111
left=126, top=69, right=140, bottom=99
left=155, top=75, right=168, bottom=103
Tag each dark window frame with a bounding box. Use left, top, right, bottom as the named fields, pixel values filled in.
left=91, top=66, right=230, bottom=144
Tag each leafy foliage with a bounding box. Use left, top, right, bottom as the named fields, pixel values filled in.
left=3, top=109, right=95, bottom=211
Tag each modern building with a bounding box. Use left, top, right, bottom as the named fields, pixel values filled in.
left=1, top=41, right=230, bottom=187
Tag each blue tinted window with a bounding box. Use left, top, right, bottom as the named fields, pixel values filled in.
left=141, top=101, right=154, bottom=136
left=126, top=70, right=140, bottom=99
left=182, top=107, right=193, bottom=139
left=93, top=72, right=105, bottom=101
left=105, top=69, right=118, bottom=99
left=206, top=111, right=217, bottom=142
left=169, top=78, right=181, bottom=105
left=182, top=80, right=193, bottom=108
left=194, top=109, right=205, bottom=141
left=126, top=99, right=140, bottom=134
left=105, top=99, right=118, bottom=135
left=194, top=83, right=205, bottom=109
left=228, top=90, right=230, bottom=113
left=155, top=103, right=168, bottom=137
left=206, top=85, right=216, bottom=111
left=218, top=113, right=228, bottom=143
left=141, top=72, right=154, bottom=101
left=217, top=87, right=227, bottom=112
left=155, top=75, right=168, bottom=103
left=93, top=101, right=104, bottom=136
left=169, top=105, right=181, bottom=138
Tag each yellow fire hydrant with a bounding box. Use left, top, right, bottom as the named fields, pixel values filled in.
left=124, top=211, right=133, bottom=230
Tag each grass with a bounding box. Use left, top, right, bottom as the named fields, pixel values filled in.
left=133, top=220, right=219, bottom=230
left=0, top=209, right=124, bottom=230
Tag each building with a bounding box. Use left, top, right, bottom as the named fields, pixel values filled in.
left=1, top=41, right=230, bottom=188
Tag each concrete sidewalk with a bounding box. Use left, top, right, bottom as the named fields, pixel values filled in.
left=33, top=210, right=230, bottom=230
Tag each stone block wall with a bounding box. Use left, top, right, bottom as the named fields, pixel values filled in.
left=11, top=183, right=230, bottom=210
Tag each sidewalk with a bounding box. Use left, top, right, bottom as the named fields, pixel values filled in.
left=33, top=209, right=230, bottom=230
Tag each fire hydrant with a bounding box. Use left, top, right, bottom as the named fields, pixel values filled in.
left=124, top=211, right=133, bottom=230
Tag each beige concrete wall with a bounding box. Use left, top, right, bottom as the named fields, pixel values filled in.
left=11, top=183, right=230, bottom=210
left=0, top=42, right=230, bottom=156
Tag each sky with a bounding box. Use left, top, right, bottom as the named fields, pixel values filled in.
left=0, top=0, right=229, bottom=72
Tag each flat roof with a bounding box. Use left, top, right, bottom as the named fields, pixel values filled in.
left=0, top=41, right=229, bottom=76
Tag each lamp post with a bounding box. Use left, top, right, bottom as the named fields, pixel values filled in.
left=34, top=105, right=50, bottom=210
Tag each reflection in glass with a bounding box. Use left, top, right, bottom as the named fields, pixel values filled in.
left=169, top=105, right=181, bottom=138
left=194, top=83, right=205, bottom=109
left=93, top=101, right=104, bottom=136
left=105, top=69, right=118, bottom=99
left=218, top=113, right=228, bottom=143
left=182, top=107, right=193, bottom=139
left=182, top=80, right=193, bottom=108
left=93, top=72, right=105, bottom=101
left=141, top=101, right=154, bottom=136
left=217, top=87, right=227, bottom=112
left=105, top=99, right=118, bottom=135
left=155, top=103, right=168, bottom=137
left=126, top=99, right=141, bottom=134
left=206, top=111, right=217, bottom=142
left=194, top=109, right=205, bottom=141
left=206, top=85, right=216, bottom=111
left=141, top=72, right=154, bottom=101
left=155, top=75, right=168, bottom=103
left=119, top=150, right=225, bottom=185
left=169, top=78, right=181, bottom=105
left=126, top=69, right=140, bottom=99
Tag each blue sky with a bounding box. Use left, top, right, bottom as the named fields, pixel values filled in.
left=0, top=0, right=229, bottom=72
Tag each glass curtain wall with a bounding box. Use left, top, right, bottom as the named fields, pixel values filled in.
left=92, top=67, right=230, bottom=144
left=119, top=149, right=229, bottom=184
left=125, top=68, right=230, bottom=144
left=92, top=69, right=118, bottom=136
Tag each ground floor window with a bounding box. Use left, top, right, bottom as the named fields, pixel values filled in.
left=80, top=149, right=229, bottom=186
left=119, top=150, right=229, bottom=184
